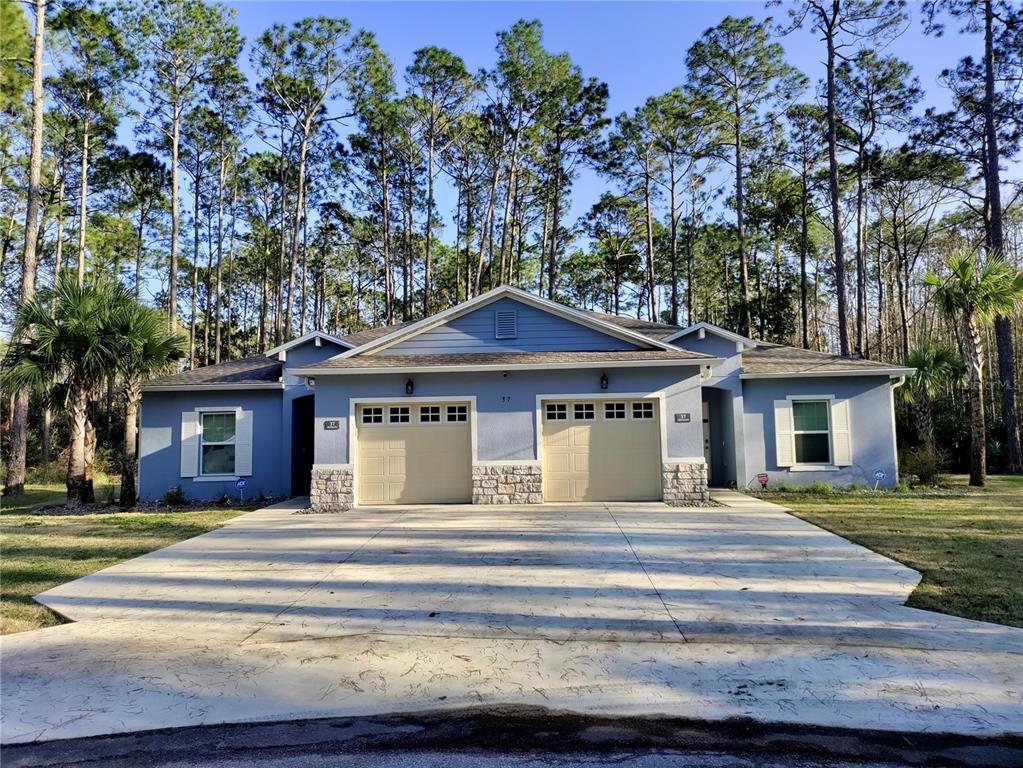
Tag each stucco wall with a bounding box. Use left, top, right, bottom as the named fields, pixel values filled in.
left=313, top=365, right=706, bottom=466
left=138, top=390, right=284, bottom=502
left=741, top=376, right=899, bottom=488
left=376, top=297, right=641, bottom=355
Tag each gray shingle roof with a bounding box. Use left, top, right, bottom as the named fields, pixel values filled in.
left=143, top=356, right=283, bottom=388
left=304, top=349, right=712, bottom=371
left=340, top=322, right=413, bottom=347
left=584, top=309, right=681, bottom=340
left=741, top=343, right=907, bottom=375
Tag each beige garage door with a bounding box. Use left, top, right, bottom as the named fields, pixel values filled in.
left=542, top=399, right=662, bottom=502
left=356, top=402, right=471, bottom=505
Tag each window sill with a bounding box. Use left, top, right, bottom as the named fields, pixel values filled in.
left=787, top=465, right=840, bottom=472
left=193, top=475, right=239, bottom=482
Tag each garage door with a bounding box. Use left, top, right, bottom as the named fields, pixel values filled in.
left=356, top=402, right=471, bottom=505
left=541, top=399, right=661, bottom=502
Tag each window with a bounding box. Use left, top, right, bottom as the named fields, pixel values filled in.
left=200, top=412, right=236, bottom=475
left=792, top=400, right=831, bottom=464
left=420, top=405, right=441, bottom=423
left=604, top=402, right=626, bottom=420
left=545, top=403, right=567, bottom=421
left=495, top=309, right=518, bottom=339
left=362, top=406, right=383, bottom=424
left=573, top=402, right=595, bottom=420
left=632, top=401, right=654, bottom=420
left=446, top=404, right=468, bottom=422
left=389, top=406, right=410, bottom=424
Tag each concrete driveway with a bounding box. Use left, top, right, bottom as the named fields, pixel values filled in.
left=2, top=495, right=1021, bottom=744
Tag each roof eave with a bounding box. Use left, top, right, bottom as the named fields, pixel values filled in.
left=142, top=382, right=287, bottom=392
left=292, top=357, right=724, bottom=376
left=740, top=368, right=915, bottom=380
left=664, top=321, right=757, bottom=348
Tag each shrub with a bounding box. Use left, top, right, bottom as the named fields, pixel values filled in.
left=901, top=445, right=946, bottom=486
left=217, top=493, right=231, bottom=506
left=164, top=485, right=187, bottom=506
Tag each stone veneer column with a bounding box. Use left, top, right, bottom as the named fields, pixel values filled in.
left=472, top=463, right=543, bottom=504
left=661, top=461, right=709, bottom=506
left=309, top=465, right=353, bottom=512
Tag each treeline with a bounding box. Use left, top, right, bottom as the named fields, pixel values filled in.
left=1, top=0, right=1022, bottom=492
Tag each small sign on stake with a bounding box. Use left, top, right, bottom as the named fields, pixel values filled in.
left=756, top=472, right=769, bottom=489
left=236, top=477, right=248, bottom=502
left=872, top=469, right=886, bottom=491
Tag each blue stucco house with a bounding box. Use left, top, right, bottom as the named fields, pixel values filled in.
left=139, top=286, right=912, bottom=508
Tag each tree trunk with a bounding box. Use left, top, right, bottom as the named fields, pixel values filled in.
left=423, top=137, right=435, bottom=314
left=169, top=104, right=181, bottom=330
left=982, top=0, right=1020, bottom=472
left=854, top=137, right=866, bottom=355
left=66, top=386, right=90, bottom=504
left=77, top=109, right=90, bottom=285
left=825, top=30, right=849, bottom=356
left=214, top=152, right=226, bottom=363
left=964, top=313, right=986, bottom=486
left=189, top=165, right=201, bottom=368
left=799, top=166, right=810, bottom=349
left=120, top=379, right=140, bottom=507
left=733, top=113, right=751, bottom=337
left=3, top=0, right=45, bottom=498
left=668, top=156, right=679, bottom=326
left=643, top=160, right=656, bottom=322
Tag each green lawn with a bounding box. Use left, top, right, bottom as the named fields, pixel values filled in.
left=760, top=475, right=1023, bottom=628
left=1, top=484, right=242, bottom=634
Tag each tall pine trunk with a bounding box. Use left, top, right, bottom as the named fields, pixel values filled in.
left=4, top=0, right=45, bottom=498
left=120, top=379, right=141, bottom=507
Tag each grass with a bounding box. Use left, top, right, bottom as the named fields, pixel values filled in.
left=1, top=483, right=243, bottom=634
left=761, top=475, right=1023, bottom=628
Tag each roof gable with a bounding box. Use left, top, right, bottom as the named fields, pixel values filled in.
left=663, top=321, right=756, bottom=351
left=341, top=286, right=677, bottom=358
left=265, top=331, right=352, bottom=361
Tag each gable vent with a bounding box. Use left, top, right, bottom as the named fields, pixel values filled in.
left=495, top=310, right=518, bottom=339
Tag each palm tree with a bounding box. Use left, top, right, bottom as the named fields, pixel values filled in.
left=900, top=344, right=965, bottom=451
left=924, top=251, right=1023, bottom=486
left=3, top=274, right=129, bottom=503
left=111, top=302, right=186, bottom=506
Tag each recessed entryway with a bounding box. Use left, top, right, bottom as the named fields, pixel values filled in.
left=541, top=398, right=661, bottom=502
left=355, top=401, right=472, bottom=505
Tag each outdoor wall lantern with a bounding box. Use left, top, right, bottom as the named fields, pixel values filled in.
left=600, top=373, right=609, bottom=390
left=405, top=378, right=415, bottom=395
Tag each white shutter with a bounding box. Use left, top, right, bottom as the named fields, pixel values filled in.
left=180, top=411, right=199, bottom=477
left=774, top=400, right=794, bottom=467
left=234, top=409, right=253, bottom=476
left=831, top=399, right=852, bottom=466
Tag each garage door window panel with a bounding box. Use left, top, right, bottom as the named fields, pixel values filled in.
left=362, top=406, right=383, bottom=424
left=632, top=401, right=654, bottom=420
left=200, top=412, right=236, bottom=476
left=389, top=406, right=410, bottom=424
left=446, top=404, right=468, bottom=422
left=604, top=402, right=626, bottom=420
left=420, top=406, right=441, bottom=423
left=545, top=403, right=567, bottom=421
left=573, top=403, right=595, bottom=420
left=793, top=400, right=831, bottom=464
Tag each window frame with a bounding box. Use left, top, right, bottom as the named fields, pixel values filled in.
left=388, top=406, right=411, bottom=424
left=198, top=410, right=237, bottom=477
left=573, top=402, right=596, bottom=421
left=361, top=406, right=383, bottom=424
left=544, top=403, right=568, bottom=421
left=604, top=401, right=627, bottom=420
left=420, top=405, right=441, bottom=423
left=446, top=404, right=468, bottom=423
left=631, top=401, right=655, bottom=420
left=790, top=398, right=833, bottom=467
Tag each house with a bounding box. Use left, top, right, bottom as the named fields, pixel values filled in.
left=138, top=286, right=913, bottom=507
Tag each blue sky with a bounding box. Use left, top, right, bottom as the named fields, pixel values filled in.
left=215, top=0, right=982, bottom=238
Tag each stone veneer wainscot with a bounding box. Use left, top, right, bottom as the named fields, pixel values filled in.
left=661, top=461, right=709, bottom=506
left=310, top=465, right=353, bottom=512
left=472, top=463, right=543, bottom=504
